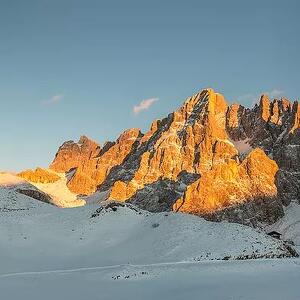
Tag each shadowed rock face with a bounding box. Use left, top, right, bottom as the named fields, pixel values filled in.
left=201, top=196, right=284, bottom=227
left=49, top=88, right=300, bottom=226
left=16, top=188, right=53, bottom=204
left=226, top=95, right=300, bottom=206
left=127, top=172, right=201, bottom=213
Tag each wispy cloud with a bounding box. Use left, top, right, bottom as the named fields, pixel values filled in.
left=236, top=93, right=257, bottom=104
left=237, top=89, right=284, bottom=106
left=265, top=89, right=284, bottom=99
left=133, top=97, right=159, bottom=114
left=41, top=94, right=63, bottom=106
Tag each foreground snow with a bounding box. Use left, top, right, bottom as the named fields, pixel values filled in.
left=0, top=188, right=299, bottom=299
left=0, top=259, right=299, bottom=300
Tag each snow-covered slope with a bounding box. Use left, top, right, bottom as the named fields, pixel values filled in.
left=0, top=172, right=85, bottom=207
left=268, top=202, right=300, bottom=246
left=0, top=188, right=299, bottom=299
left=1, top=259, right=299, bottom=300
left=0, top=191, right=294, bottom=272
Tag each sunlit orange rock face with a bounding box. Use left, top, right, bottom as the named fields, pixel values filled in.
left=290, top=102, right=300, bottom=133
left=173, top=149, right=278, bottom=214
left=50, top=129, right=142, bottom=195
left=259, top=94, right=271, bottom=122
left=50, top=135, right=101, bottom=173
left=18, top=167, right=60, bottom=184
left=49, top=88, right=300, bottom=225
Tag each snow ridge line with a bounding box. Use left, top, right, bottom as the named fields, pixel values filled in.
left=0, top=261, right=193, bottom=278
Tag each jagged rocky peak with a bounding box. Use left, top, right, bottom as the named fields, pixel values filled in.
left=226, top=94, right=298, bottom=144
left=50, top=135, right=101, bottom=173
left=78, top=135, right=99, bottom=148
left=256, top=94, right=292, bottom=122
left=175, top=88, right=228, bottom=131
left=258, top=94, right=271, bottom=122
left=290, top=101, right=300, bottom=133
left=116, top=128, right=142, bottom=145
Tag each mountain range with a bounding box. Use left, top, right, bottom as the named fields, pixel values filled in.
left=16, top=87, right=300, bottom=228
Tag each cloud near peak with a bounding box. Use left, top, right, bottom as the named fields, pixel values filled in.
left=237, top=89, right=284, bottom=106
left=133, top=97, right=159, bottom=114
left=41, top=94, right=63, bottom=106
left=265, top=89, right=284, bottom=99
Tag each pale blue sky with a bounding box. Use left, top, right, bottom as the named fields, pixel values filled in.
left=0, top=0, right=299, bottom=171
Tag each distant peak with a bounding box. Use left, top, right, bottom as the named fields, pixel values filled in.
left=259, top=94, right=270, bottom=104
left=78, top=135, right=97, bottom=144
left=182, top=88, right=224, bottom=107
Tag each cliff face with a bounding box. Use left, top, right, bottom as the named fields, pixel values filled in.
left=49, top=88, right=300, bottom=225
left=50, top=130, right=142, bottom=195
left=50, top=135, right=101, bottom=174
left=226, top=95, right=300, bottom=206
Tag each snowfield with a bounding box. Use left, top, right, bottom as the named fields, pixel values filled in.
left=1, top=259, right=299, bottom=300
left=0, top=187, right=299, bottom=299
left=30, top=171, right=86, bottom=207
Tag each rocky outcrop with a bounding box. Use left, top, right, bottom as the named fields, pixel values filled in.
left=50, top=129, right=142, bottom=195
left=48, top=88, right=300, bottom=226
left=16, top=188, right=53, bottom=204
left=50, top=135, right=101, bottom=173
left=18, top=167, right=60, bottom=184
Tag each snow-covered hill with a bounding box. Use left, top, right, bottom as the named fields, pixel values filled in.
left=0, top=188, right=295, bottom=271
left=0, top=187, right=299, bottom=299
